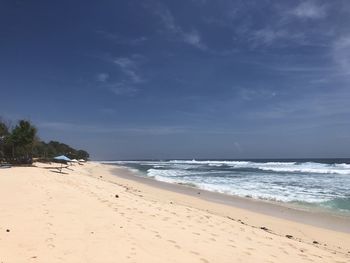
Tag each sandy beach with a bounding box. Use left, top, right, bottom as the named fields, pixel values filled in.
left=0, top=162, right=349, bottom=263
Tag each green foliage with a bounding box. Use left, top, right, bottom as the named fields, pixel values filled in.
left=33, top=140, right=90, bottom=160
left=0, top=120, right=10, bottom=159
left=0, top=118, right=89, bottom=164
left=0, top=121, right=9, bottom=137
left=10, top=120, right=37, bottom=157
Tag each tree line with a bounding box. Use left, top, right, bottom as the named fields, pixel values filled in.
left=0, top=118, right=89, bottom=164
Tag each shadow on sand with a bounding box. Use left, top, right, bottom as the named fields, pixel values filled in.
left=50, top=170, right=69, bottom=175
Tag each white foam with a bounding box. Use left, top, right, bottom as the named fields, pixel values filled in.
left=167, top=160, right=350, bottom=175
left=107, top=160, right=350, bottom=208
left=147, top=168, right=193, bottom=178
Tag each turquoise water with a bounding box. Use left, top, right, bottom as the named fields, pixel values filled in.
left=103, top=159, right=350, bottom=215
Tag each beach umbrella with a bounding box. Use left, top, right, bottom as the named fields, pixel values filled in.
left=54, top=155, right=71, bottom=162
left=53, top=155, right=71, bottom=173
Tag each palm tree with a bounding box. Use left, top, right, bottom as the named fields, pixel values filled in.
left=0, top=121, right=9, bottom=161
left=10, top=120, right=37, bottom=163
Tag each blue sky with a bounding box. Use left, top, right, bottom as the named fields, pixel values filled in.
left=1, top=0, right=350, bottom=160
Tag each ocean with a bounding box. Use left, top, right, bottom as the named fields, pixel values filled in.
left=103, top=159, right=350, bottom=215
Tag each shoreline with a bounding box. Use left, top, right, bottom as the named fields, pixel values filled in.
left=108, top=164, right=350, bottom=234
left=1, top=162, right=349, bottom=262
left=102, top=159, right=350, bottom=218
left=99, top=164, right=350, bottom=252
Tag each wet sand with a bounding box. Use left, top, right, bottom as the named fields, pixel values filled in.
left=0, top=161, right=349, bottom=262
left=111, top=165, right=350, bottom=233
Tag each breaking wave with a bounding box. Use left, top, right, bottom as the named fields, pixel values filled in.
left=103, top=159, right=350, bottom=214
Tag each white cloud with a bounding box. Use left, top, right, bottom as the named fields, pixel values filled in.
left=96, top=73, right=109, bottom=82
left=252, top=28, right=288, bottom=45
left=114, top=57, right=145, bottom=83
left=114, top=57, right=136, bottom=69
left=155, top=5, right=179, bottom=33
left=109, top=82, right=138, bottom=96
left=39, top=121, right=188, bottom=135
left=333, top=36, right=350, bottom=75
left=96, top=30, right=147, bottom=45
left=94, top=55, right=146, bottom=96
left=290, top=1, right=327, bottom=19
left=98, top=80, right=139, bottom=97
left=153, top=4, right=206, bottom=50
left=183, top=30, right=207, bottom=50
left=239, top=88, right=277, bottom=101
left=248, top=26, right=310, bottom=48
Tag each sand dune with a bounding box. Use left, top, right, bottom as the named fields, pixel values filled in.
left=0, top=162, right=349, bottom=262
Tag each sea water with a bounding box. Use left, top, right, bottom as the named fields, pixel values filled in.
left=103, top=159, right=350, bottom=215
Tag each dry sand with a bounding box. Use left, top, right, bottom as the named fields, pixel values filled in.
left=0, top=162, right=349, bottom=263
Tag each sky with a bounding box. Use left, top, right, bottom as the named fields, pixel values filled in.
left=1, top=0, right=350, bottom=160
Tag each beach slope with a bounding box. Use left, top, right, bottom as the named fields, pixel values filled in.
left=0, top=162, right=349, bottom=263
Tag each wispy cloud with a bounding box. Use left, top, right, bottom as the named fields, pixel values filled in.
left=93, top=54, right=147, bottom=96
left=96, top=73, right=109, bottom=82
left=113, top=56, right=145, bottom=84
left=290, top=1, right=327, bottom=19
left=245, top=87, right=350, bottom=121
left=332, top=35, right=350, bottom=76
left=38, top=121, right=188, bottom=135
left=152, top=3, right=207, bottom=50
left=231, top=1, right=330, bottom=49
left=108, top=82, right=139, bottom=96
left=239, top=88, right=277, bottom=101
left=155, top=4, right=179, bottom=33
left=38, top=120, right=258, bottom=136
left=96, top=30, right=147, bottom=45
left=182, top=30, right=206, bottom=50
left=251, top=28, right=289, bottom=46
